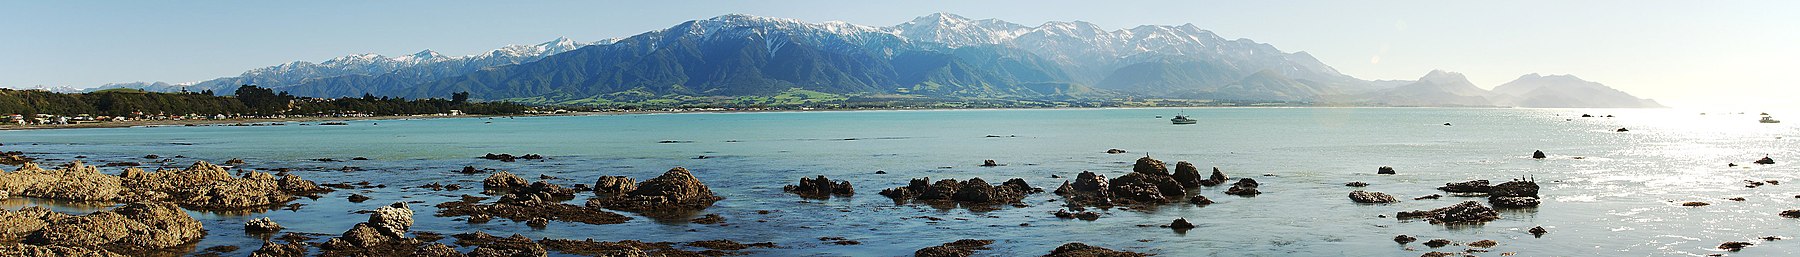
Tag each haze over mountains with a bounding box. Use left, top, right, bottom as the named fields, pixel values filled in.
left=91, top=13, right=1660, bottom=108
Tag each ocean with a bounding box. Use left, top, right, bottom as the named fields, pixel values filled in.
left=3, top=107, right=1796, bottom=256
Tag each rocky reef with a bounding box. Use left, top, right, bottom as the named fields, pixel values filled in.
left=880, top=177, right=1040, bottom=210
left=0, top=202, right=205, bottom=256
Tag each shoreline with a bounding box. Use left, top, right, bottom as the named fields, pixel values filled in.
left=1, top=105, right=1675, bottom=131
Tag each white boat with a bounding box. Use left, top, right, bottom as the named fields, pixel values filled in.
left=1761, top=116, right=1781, bottom=123
left=1171, top=115, right=1197, bottom=125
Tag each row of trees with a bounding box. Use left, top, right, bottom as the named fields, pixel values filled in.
left=0, top=85, right=528, bottom=117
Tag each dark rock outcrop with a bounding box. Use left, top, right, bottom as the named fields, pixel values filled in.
left=592, top=176, right=636, bottom=196
left=588, top=167, right=723, bottom=212
left=1719, top=241, right=1753, bottom=251
left=1043, top=242, right=1150, bottom=257
left=1756, top=156, right=1775, bottom=165
left=1532, top=150, right=1547, bottom=159
left=1345, top=181, right=1369, bottom=187
left=1529, top=226, right=1548, bottom=237
left=914, top=239, right=992, bottom=257
left=881, top=177, right=1038, bottom=209
left=1396, top=201, right=1500, bottom=224
left=1394, top=235, right=1417, bottom=244
left=1437, top=180, right=1491, bottom=193
left=1224, top=178, right=1260, bottom=196
left=1378, top=166, right=1396, bottom=174
left=1167, top=218, right=1196, bottom=230
left=1172, top=161, right=1204, bottom=187
left=1348, top=191, right=1397, bottom=203
left=1201, top=167, right=1228, bottom=186
left=784, top=175, right=854, bottom=198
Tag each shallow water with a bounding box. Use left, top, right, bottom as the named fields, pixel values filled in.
left=3, top=107, right=1798, bottom=256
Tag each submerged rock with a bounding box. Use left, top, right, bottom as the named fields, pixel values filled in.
left=589, top=167, right=723, bottom=212
left=1167, top=218, right=1196, bottom=230
left=784, top=175, right=854, bottom=198
left=1394, top=235, right=1417, bottom=244
left=1345, top=181, right=1369, bottom=187
left=1529, top=226, right=1549, bottom=236
left=1105, top=149, right=1127, bottom=154
left=1043, top=242, right=1150, bottom=257
left=981, top=160, right=999, bottom=167
left=1719, top=241, right=1753, bottom=251
left=1349, top=191, right=1398, bottom=203
left=1423, top=239, right=1453, bottom=248
left=1396, top=201, right=1501, bottom=224
left=1188, top=195, right=1213, bottom=206
left=1437, top=180, right=1491, bottom=193
left=914, top=239, right=992, bottom=257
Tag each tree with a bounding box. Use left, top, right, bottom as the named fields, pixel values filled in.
left=452, top=91, right=470, bottom=104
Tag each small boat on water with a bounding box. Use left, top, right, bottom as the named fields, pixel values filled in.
left=1171, top=115, right=1197, bottom=125
left=1761, top=116, right=1781, bottom=123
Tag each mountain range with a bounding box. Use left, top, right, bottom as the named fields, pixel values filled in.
left=89, top=13, right=1661, bottom=108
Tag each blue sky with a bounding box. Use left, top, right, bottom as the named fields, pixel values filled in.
left=2, top=0, right=1796, bottom=108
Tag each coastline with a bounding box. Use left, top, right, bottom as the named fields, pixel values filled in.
left=1, top=104, right=1672, bottom=131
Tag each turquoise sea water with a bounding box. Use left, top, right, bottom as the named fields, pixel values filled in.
left=3, top=107, right=1797, bottom=256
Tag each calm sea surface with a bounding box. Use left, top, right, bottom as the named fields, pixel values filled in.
left=3, top=107, right=1797, bottom=256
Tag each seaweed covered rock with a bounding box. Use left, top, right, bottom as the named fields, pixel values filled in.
left=593, top=176, right=636, bottom=196
left=784, top=175, right=854, bottom=198
left=482, top=171, right=530, bottom=193
left=914, top=239, right=992, bottom=257
left=589, top=167, right=723, bottom=212
left=0, top=162, right=124, bottom=201
left=1396, top=201, right=1500, bottom=224
left=1349, top=191, right=1398, bottom=203
left=0, top=151, right=34, bottom=166
left=23, top=202, right=205, bottom=254
left=1043, top=242, right=1150, bottom=257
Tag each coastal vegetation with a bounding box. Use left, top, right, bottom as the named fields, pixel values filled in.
left=0, top=85, right=530, bottom=119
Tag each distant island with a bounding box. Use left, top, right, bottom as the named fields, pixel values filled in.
left=68, top=13, right=1658, bottom=110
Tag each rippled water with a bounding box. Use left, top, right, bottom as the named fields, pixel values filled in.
left=3, top=107, right=1797, bottom=256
